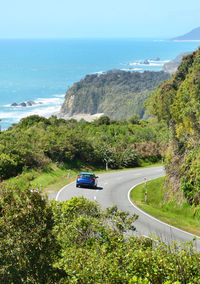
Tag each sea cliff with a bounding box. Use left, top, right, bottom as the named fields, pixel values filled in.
left=59, top=70, right=170, bottom=121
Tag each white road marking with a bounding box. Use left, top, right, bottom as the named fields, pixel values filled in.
left=55, top=181, right=75, bottom=201
left=127, top=181, right=200, bottom=240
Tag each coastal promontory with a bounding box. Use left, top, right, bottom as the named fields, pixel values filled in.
left=59, top=70, right=170, bottom=121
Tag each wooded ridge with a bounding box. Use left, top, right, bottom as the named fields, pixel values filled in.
left=59, top=70, right=170, bottom=120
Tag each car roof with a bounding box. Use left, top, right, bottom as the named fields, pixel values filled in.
left=79, top=172, right=94, bottom=175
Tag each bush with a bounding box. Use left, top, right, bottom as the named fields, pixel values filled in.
left=0, top=184, right=60, bottom=283
left=0, top=153, right=18, bottom=180
left=121, top=148, right=139, bottom=167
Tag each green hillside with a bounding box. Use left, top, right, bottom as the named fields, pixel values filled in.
left=0, top=115, right=168, bottom=180
left=60, top=70, right=170, bottom=120
left=147, top=48, right=200, bottom=207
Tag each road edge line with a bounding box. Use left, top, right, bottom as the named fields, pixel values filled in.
left=128, top=179, right=200, bottom=240
left=55, top=181, right=75, bottom=201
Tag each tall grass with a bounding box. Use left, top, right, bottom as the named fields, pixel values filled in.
left=130, top=177, right=200, bottom=236
left=3, top=163, right=79, bottom=195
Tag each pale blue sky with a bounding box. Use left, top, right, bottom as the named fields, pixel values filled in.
left=1, top=0, right=200, bottom=38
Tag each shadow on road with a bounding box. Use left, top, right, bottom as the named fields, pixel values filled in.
left=95, top=186, right=103, bottom=190
left=77, top=186, right=103, bottom=190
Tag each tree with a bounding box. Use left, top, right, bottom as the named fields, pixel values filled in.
left=0, top=184, right=61, bottom=283
left=0, top=153, right=17, bottom=180
left=94, top=116, right=111, bottom=126
left=121, top=147, right=139, bottom=168
left=50, top=197, right=138, bottom=282
left=96, top=143, right=118, bottom=170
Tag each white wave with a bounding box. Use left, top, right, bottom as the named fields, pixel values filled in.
left=128, top=62, right=141, bottom=66
left=120, top=68, right=142, bottom=71
left=0, top=112, right=20, bottom=119
left=0, top=105, right=61, bottom=122
left=128, top=59, right=170, bottom=67
left=3, top=94, right=65, bottom=108
left=54, top=94, right=65, bottom=98
left=153, top=39, right=166, bottom=42
left=128, top=61, right=169, bottom=67
left=172, top=40, right=200, bottom=42
left=128, top=62, right=160, bottom=67
left=20, top=105, right=61, bottom=118
left=0, top=94, right=65, bottom=127
left=148, top=60, right=170, bottom=63
left=34, top=97, right=64, bottom=106
left=145, top=63, right=164, bottom=66
left=94, top=71, right=105, bottom=75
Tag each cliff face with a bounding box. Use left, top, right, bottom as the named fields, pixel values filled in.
left=59, top=70, right=170, bottom=120
left=163, top=53, right=190, bottom=74
left=148, top=48, right=200, bottom=204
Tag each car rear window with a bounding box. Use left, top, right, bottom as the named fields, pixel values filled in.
left=80, top=174, right=95, bottom=178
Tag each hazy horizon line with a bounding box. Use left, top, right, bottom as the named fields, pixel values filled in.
left=0, top=36, right=170, bottom=40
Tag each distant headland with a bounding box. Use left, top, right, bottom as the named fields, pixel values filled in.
left=171, top=27, right=200, bottom=41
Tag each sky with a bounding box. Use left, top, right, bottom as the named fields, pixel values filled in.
left=0, top=0, right=200, bottom=39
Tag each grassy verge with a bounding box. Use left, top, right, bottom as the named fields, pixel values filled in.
left=130, top=177, right=200, bottom=236
left=4, top=164, right=80, bottom=196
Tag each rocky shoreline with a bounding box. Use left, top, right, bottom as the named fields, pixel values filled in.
left=10, top=101, right=42, bottom=107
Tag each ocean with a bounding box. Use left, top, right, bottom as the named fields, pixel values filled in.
left=0, top=38, right=199, bottom=129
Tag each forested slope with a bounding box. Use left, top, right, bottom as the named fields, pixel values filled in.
left=60, top=70, right=169, bottom=120
left=148, top=48, right=200, bottom=206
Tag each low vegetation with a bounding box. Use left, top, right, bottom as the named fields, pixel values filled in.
left=130, top=177, right=200, bottom=236
left=0, top=114, right=168, bottom=182
left=1, top=186, right=200, bottom=283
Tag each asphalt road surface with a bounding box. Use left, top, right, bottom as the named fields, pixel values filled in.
left=55, top=166, right=200, bottom=250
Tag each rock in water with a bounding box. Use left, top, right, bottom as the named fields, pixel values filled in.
left=19, top=102, right=27, bottom=107
left=11, top=102, right=18, bottom=107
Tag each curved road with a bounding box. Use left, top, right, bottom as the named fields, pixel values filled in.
left=56, top=166, right=200, bottom=250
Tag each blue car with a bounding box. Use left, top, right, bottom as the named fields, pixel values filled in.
left=76, top=172, right=98, bottom=189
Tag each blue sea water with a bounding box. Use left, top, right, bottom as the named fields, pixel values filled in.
left=0, top=38, right=199, bottom=129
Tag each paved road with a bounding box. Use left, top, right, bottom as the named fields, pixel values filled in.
left=56, top=166, right=200, bottom=250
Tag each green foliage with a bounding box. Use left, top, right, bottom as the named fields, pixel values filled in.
left=131, top=177, right=200, bottom=235
left=147, top=82, right=176, bottom=126
left=121, top=147, right=139, bottom=167
left=50, top=197, right=200, bottom=283
left=0, top=153, right=18, bottom=179
left=94, top=115, right=111, bottom=125
left=129, top=114, right=140, bottom=125
left=0, top=115, right=168, bottom=180
left=1, top=187, right=200, bottom=283
left=146, top=48, right=200, bottom=205
left=50, top=197, right=138, bottom=247
left=61, top=70, right=170, bottom=120
left=0, top=184, right=60, bottom=283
